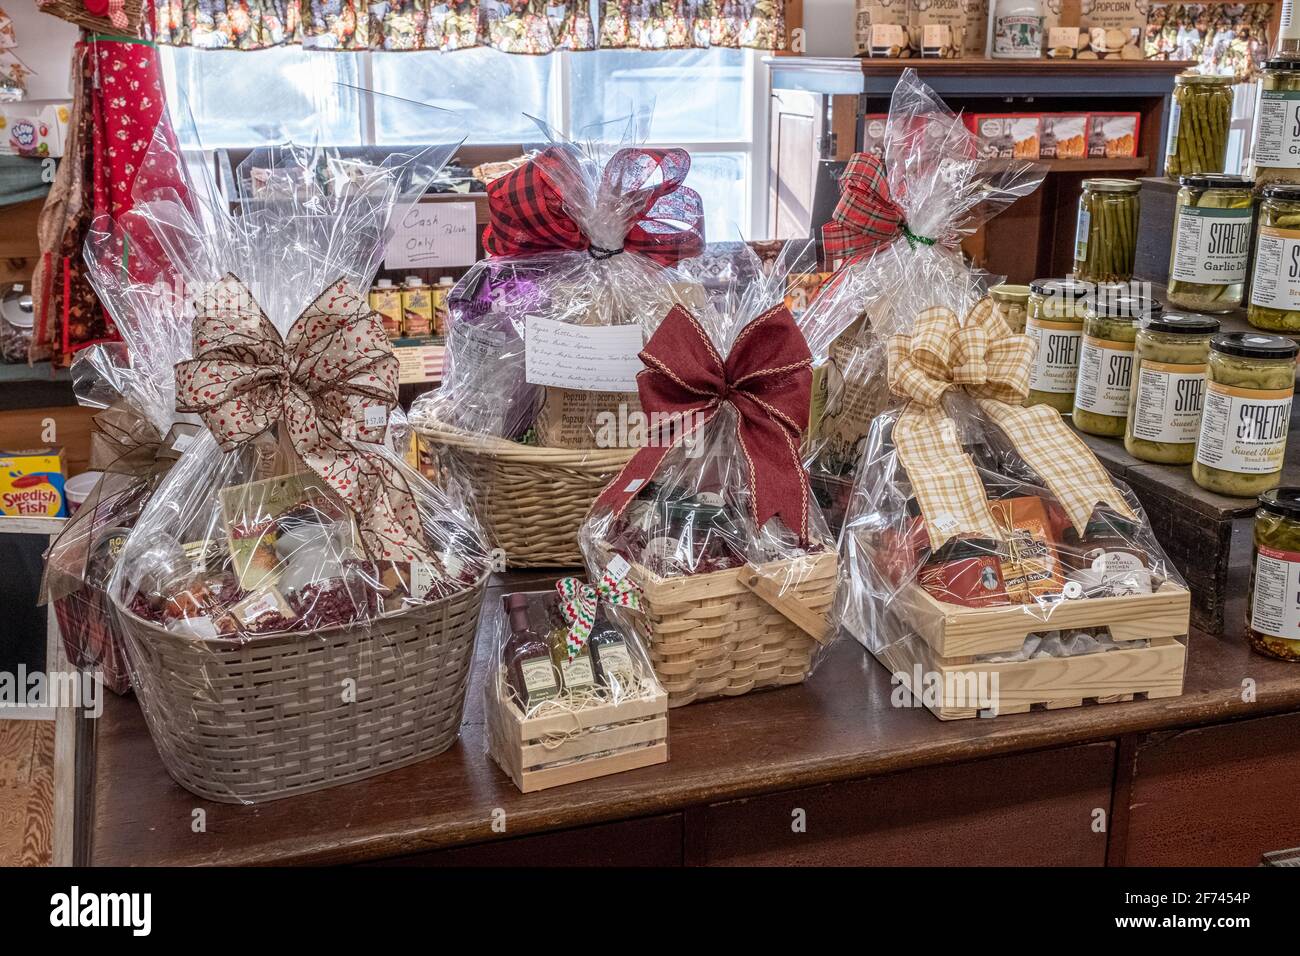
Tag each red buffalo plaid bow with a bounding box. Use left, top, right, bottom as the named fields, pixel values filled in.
left=821, top=152, right=934, bottom=269
left=592, top=303, right=814, bottom=544
left=482, top=146, right=705, bottom=266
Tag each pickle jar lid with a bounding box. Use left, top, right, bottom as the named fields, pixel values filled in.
left=1029, top=277, right=1094, bottom=299
left=1143, top=312, right=1221, bottom=335
left=1210, top=331, right=1299, bottom=359
left=990, top=283, right=1030, bottom=304
left=1261, top=184, right=1300, bottom=202
left=1179, top=173, right=1253, bottom=191
left=1257, top=488, right=1300, bottom=521
left=1091, top=288, right=1161, bottom=321
left=1082, top=178, right=1140, bottom=193
left=1175, top=72, right=1234, bottom=86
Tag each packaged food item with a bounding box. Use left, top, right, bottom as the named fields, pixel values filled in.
left=918, top=537, right=1008, bottom=606
left=1165, top=73, right=1234, bottom=177
left=1247, top=488, right=1300, bottom=661
left=400, top=275, right=434, bottom=338
left=1193, top=332, right=1297, bottom=497
left=0, top=283, right=32, bottom=363
left=1087, top=113, right=1140, bottom=159
left=1248, top=184, right=1300, bottom=330
left=967, top=114, right=1042, bottom=159
left=1073, top=178, right=1140, bottom=282
left=856, top=0, right=913, bottom=56
left=432, top=275, right=454, bottom=336
left=989, top=282, right=1030, bottom=333
left=1073, top=290, right=1159, bottom=437
left=862, top=114, right=889, bottom=156
left=1249, top=56, right=1300, bottom=191
left=0, top=447, right=67, bottom=516
left=1167, top=174, right=1253, bottom=313
left=907, top=0, right=986, bottom=58
left=988, top=494, right=1068, bottom=602
left=1039, top=113, right=1088, bottom=159
left=1124, top=313, right=1219, bottom=465
left=1024, top=277, right=1092, bottom=412
left=369, top=278, right=403, bottom=339
left=0, top=103, right=70, bottom=158
left=991, top=0, right=1044, bottom=59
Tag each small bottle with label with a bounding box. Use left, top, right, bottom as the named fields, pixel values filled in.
left=1072, top=290, right=1159, bottom=437
left=432, top=276, right=454, bottom=337
left=401, top=276, right=435, bottom=339
left=535, top=600, right=597, bottom=695
left=369, top=278, right=404, bottom=339
left=503, top=594, right=560, bottom=709
left=588, top=615, right=636, bottom=691
left=1247, top=487, right=1300, bottom=661
left=1124, top=313, right=1219, bottom=464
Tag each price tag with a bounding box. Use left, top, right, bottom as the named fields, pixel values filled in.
left=605, top=554, right=631, bottom=582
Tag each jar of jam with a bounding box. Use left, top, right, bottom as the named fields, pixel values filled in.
left=1247, top=488, right=1300, bottom=661
left=1024, top=277, right=1093, bottom=413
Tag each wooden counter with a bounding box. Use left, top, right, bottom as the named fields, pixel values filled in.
left=85, top=571, right=1300, bottom=867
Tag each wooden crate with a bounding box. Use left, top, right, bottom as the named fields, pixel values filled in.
left=865, top=582, right=1190, bottom=720
left=485, top=671, right=669, bottom=793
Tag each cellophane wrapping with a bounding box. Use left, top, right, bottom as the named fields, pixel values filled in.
left=801, top=70, right=1046, bottom=528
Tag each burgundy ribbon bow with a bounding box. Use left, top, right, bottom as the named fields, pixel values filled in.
left=820, top=152, right=927, bottom=268
left=482, top=146, right=705, bottom=266
left=593, top=303, right=814, bottom=544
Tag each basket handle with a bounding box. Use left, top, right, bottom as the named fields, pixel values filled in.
left=738, top=567, right=831, bottom=645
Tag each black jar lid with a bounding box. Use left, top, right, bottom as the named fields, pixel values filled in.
left=1266, top=56, right=1300, bottom=71
left=1258, top=488, right=1300, bottom=521
left=1261, top=184, right=1300, bottom=202
left=1029, top=277, right=1098, bottom=300
left=1143, top=312, right=1221, bottom=335
left=1091, top=288, right=1162, bottom=322
left=1210, top=331, right=1299, bottom=360
left=1179, top=173, right=1253, bottom=191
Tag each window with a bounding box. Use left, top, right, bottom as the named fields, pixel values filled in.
left=160, top=46, right=764, bottom=237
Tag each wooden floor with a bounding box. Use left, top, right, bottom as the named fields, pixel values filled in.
left=0, top=720, right=54, bottom=866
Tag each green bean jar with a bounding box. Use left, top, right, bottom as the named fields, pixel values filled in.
left=1165, top=73, right=1234, bottom=178
left=1073, top=179, right=1140, bottom=283
left=1249, top=57, right=1300, bottom=191
left=1124, top=313, right=1219, bottom=464
left=1072, top=290, right=1159, bottom=437
left=1247, top=488, right=1300, bottom=661
left=1166, top=175, right=1254, bottom=313
left=1193, top=332, right=1297, bottom=496
left=990, top=283, right=1030, bottom=333
left=1024, top=278, right=1093, bottom=413
left=1248, top=185, right=1300, bottom=330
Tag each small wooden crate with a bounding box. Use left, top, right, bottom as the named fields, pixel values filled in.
left=865, top=582, right=1190, bottom=720
left=485, top=672, right=669, bottom=793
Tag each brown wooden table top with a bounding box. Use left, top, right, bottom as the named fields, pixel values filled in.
left=88, top=572, right=1300, bottom=867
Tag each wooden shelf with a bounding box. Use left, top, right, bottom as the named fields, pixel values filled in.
left=1044, top=157, right=1150, bottom=173
left=859, top=57, right=1195, bottom=75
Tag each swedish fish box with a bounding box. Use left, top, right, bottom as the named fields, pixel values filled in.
left=0, top=448, right=68, bottom=517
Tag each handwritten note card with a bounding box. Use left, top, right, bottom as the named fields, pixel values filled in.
left=384, top=201, right=476, bottom=269
left=524, top=315, right=644, bottom=392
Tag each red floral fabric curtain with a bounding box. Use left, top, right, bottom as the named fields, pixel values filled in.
left=149, top=1, right=785, bottom=51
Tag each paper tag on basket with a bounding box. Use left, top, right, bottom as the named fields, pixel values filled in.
left=523, top=315, right=644, bottom=392
left=363, top=406, right=387, bottom=428
left=171, top=431, right=195, bottom=453
left=604, top=553, right=631, bottom=583
left=410, top=560, right=440, bottom=597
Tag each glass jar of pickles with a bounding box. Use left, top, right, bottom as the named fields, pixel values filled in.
left=1073, top=291, right=1159, bottom=437
left=1024, top=277, right=1093, bottom=412
left=1249, top=57, right=1300, bottom=191
left=1165, top=73, right=1234, bottom=177
left=1248, top=185, right=1300, bottom=330
left=1193, top=332, right=1298, bottom=496
left=1073, top=179, right=1140, bottom=283
left=1247, top=488, right=1300, bottom=661
left=990, top=283, right=1030, bottom=333
left=1124, top=313, right=1219, bottom=464
left=1166, top=175, right=1253, bottom=313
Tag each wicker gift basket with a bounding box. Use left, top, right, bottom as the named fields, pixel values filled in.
left=37, top=0, right=145, bottom=36
left=410, top=131, right=709, bottom=568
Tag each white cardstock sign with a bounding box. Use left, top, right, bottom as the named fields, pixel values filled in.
left=523, top=315, right=644, bottom=392
left=384, top=201, right=477, bottom=269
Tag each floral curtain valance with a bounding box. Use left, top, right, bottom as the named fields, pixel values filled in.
left=150, top=1, right=787, bottom=53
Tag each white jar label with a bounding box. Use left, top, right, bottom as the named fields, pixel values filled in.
left=1074, top=335, right=1134, bottom=417
left=1074, top=202, right=1090, bottom=261
left=1195, top=381, right=1293, bottom=474
left=994, top=16, right=1044, bottom=58
left=1171, top=205, right=1252, bottom=285
left=1131, top=361, right=1207, bottom=445
left=561, top=655, right=596, bottom=690
left=1249, top=225, right=1300, bottom=311
left=1250, top=545, right=1300, bottom=639
left=1165, top=99, right=1181, bottom=154
left=1253, top=89, right=1300, bottom=170
left=1026, top=318, right=1082, bottom=393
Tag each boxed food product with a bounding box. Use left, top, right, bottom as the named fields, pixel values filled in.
left=862, top=113, right=889, bottom=156
left=966, top=114, right=1042, bottom=160
left=0, top=447, right=67, bottom=516
left=857, top=0, right=913, bottom=56
left=0, top=103, right=70, bottom=158
left=1039, top=113, right=1089, bottom=159
left=1087, top=112, right=1141, bottom=158
left=908, top=0, right=987, bottom=58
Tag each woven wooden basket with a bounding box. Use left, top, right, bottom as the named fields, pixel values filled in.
left=616, top=550, right=839, bottom=707
left=113, top=575, right=488, bottom=804
left=36, top=0, right=146, bottom=35
left=414, top=414, right=635, bottom=568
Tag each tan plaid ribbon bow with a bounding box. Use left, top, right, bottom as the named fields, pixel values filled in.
left=887, top=298, right=1135, bottom=549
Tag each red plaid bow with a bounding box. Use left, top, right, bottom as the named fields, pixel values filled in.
left=592, top=303, right=814, bottom=544
left=821, top=152, right=929, bottom=269
left=482, top=146, right=705, bottom=266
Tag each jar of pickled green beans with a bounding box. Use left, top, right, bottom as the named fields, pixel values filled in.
left=1166, top=73, right=1234, bottom=178
left=990, top=283, right=1030, bottom=333
left=1167, top=175, right=1253, bottom=313
left=1073, top=179, right=1140, bottom=283
left=1247, top=487, right=1300, bottom=662
left=1250, top=57, right=1300, bottom=191
left=1024, top=277, right=1094, bottom=413
left=1072, top=290, right=1160, bottom=437
left=1193, top=332, right=1297, bottom=496
left=1124, top=313, right=1219, bottom=464
left=1248, top=185, right=1300, bottom=330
